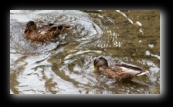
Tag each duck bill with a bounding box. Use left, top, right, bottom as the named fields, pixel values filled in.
left=93, top=66, right=98, bottom=72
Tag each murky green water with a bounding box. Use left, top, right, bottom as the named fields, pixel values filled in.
left=10, top=10, right=160, bottom=94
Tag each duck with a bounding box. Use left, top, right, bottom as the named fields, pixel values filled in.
left=93, top=57, right=149, bottom=82
left=23, top=20, right=71, bottom=42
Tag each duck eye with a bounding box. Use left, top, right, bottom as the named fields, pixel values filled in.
left=48, top=23, right=54, bottom=26
left=58, top=25, right=63, bottom=30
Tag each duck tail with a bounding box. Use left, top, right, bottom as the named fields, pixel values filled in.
left=136, top=70, right=150, bottom=76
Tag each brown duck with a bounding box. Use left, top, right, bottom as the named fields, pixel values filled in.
left=93, top=57, right=149, bottom=81
left=24, top=21, right=71, bottom=41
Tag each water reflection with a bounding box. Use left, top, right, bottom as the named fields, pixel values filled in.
left=10, top=10, right=160, bottom=94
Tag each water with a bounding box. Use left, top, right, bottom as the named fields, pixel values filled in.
left=10, top=10, right=160, bottom=94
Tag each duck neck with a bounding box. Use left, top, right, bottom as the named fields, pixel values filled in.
left=98, top=65, right=107, bottom=70
left=102, top=65, right=108, bottom=69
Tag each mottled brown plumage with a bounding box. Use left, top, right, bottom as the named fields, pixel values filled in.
left=94, top=57, right=147, bottom=81
left=24, top=21, right=71, bottom=42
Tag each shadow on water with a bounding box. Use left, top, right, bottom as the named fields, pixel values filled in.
left=10, top=10, right=160, bottom=94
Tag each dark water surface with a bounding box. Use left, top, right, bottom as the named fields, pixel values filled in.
left=10, top=10, right=160, bottom=94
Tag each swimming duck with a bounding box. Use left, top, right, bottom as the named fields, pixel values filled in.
left=93, top=57, right=149, bottom=82
left=24, top=20, right=71, bottom=42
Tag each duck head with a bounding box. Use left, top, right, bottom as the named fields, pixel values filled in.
left=25, top=21, right=37, bottom=32
left=93, top=57, right=108, bottom=72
